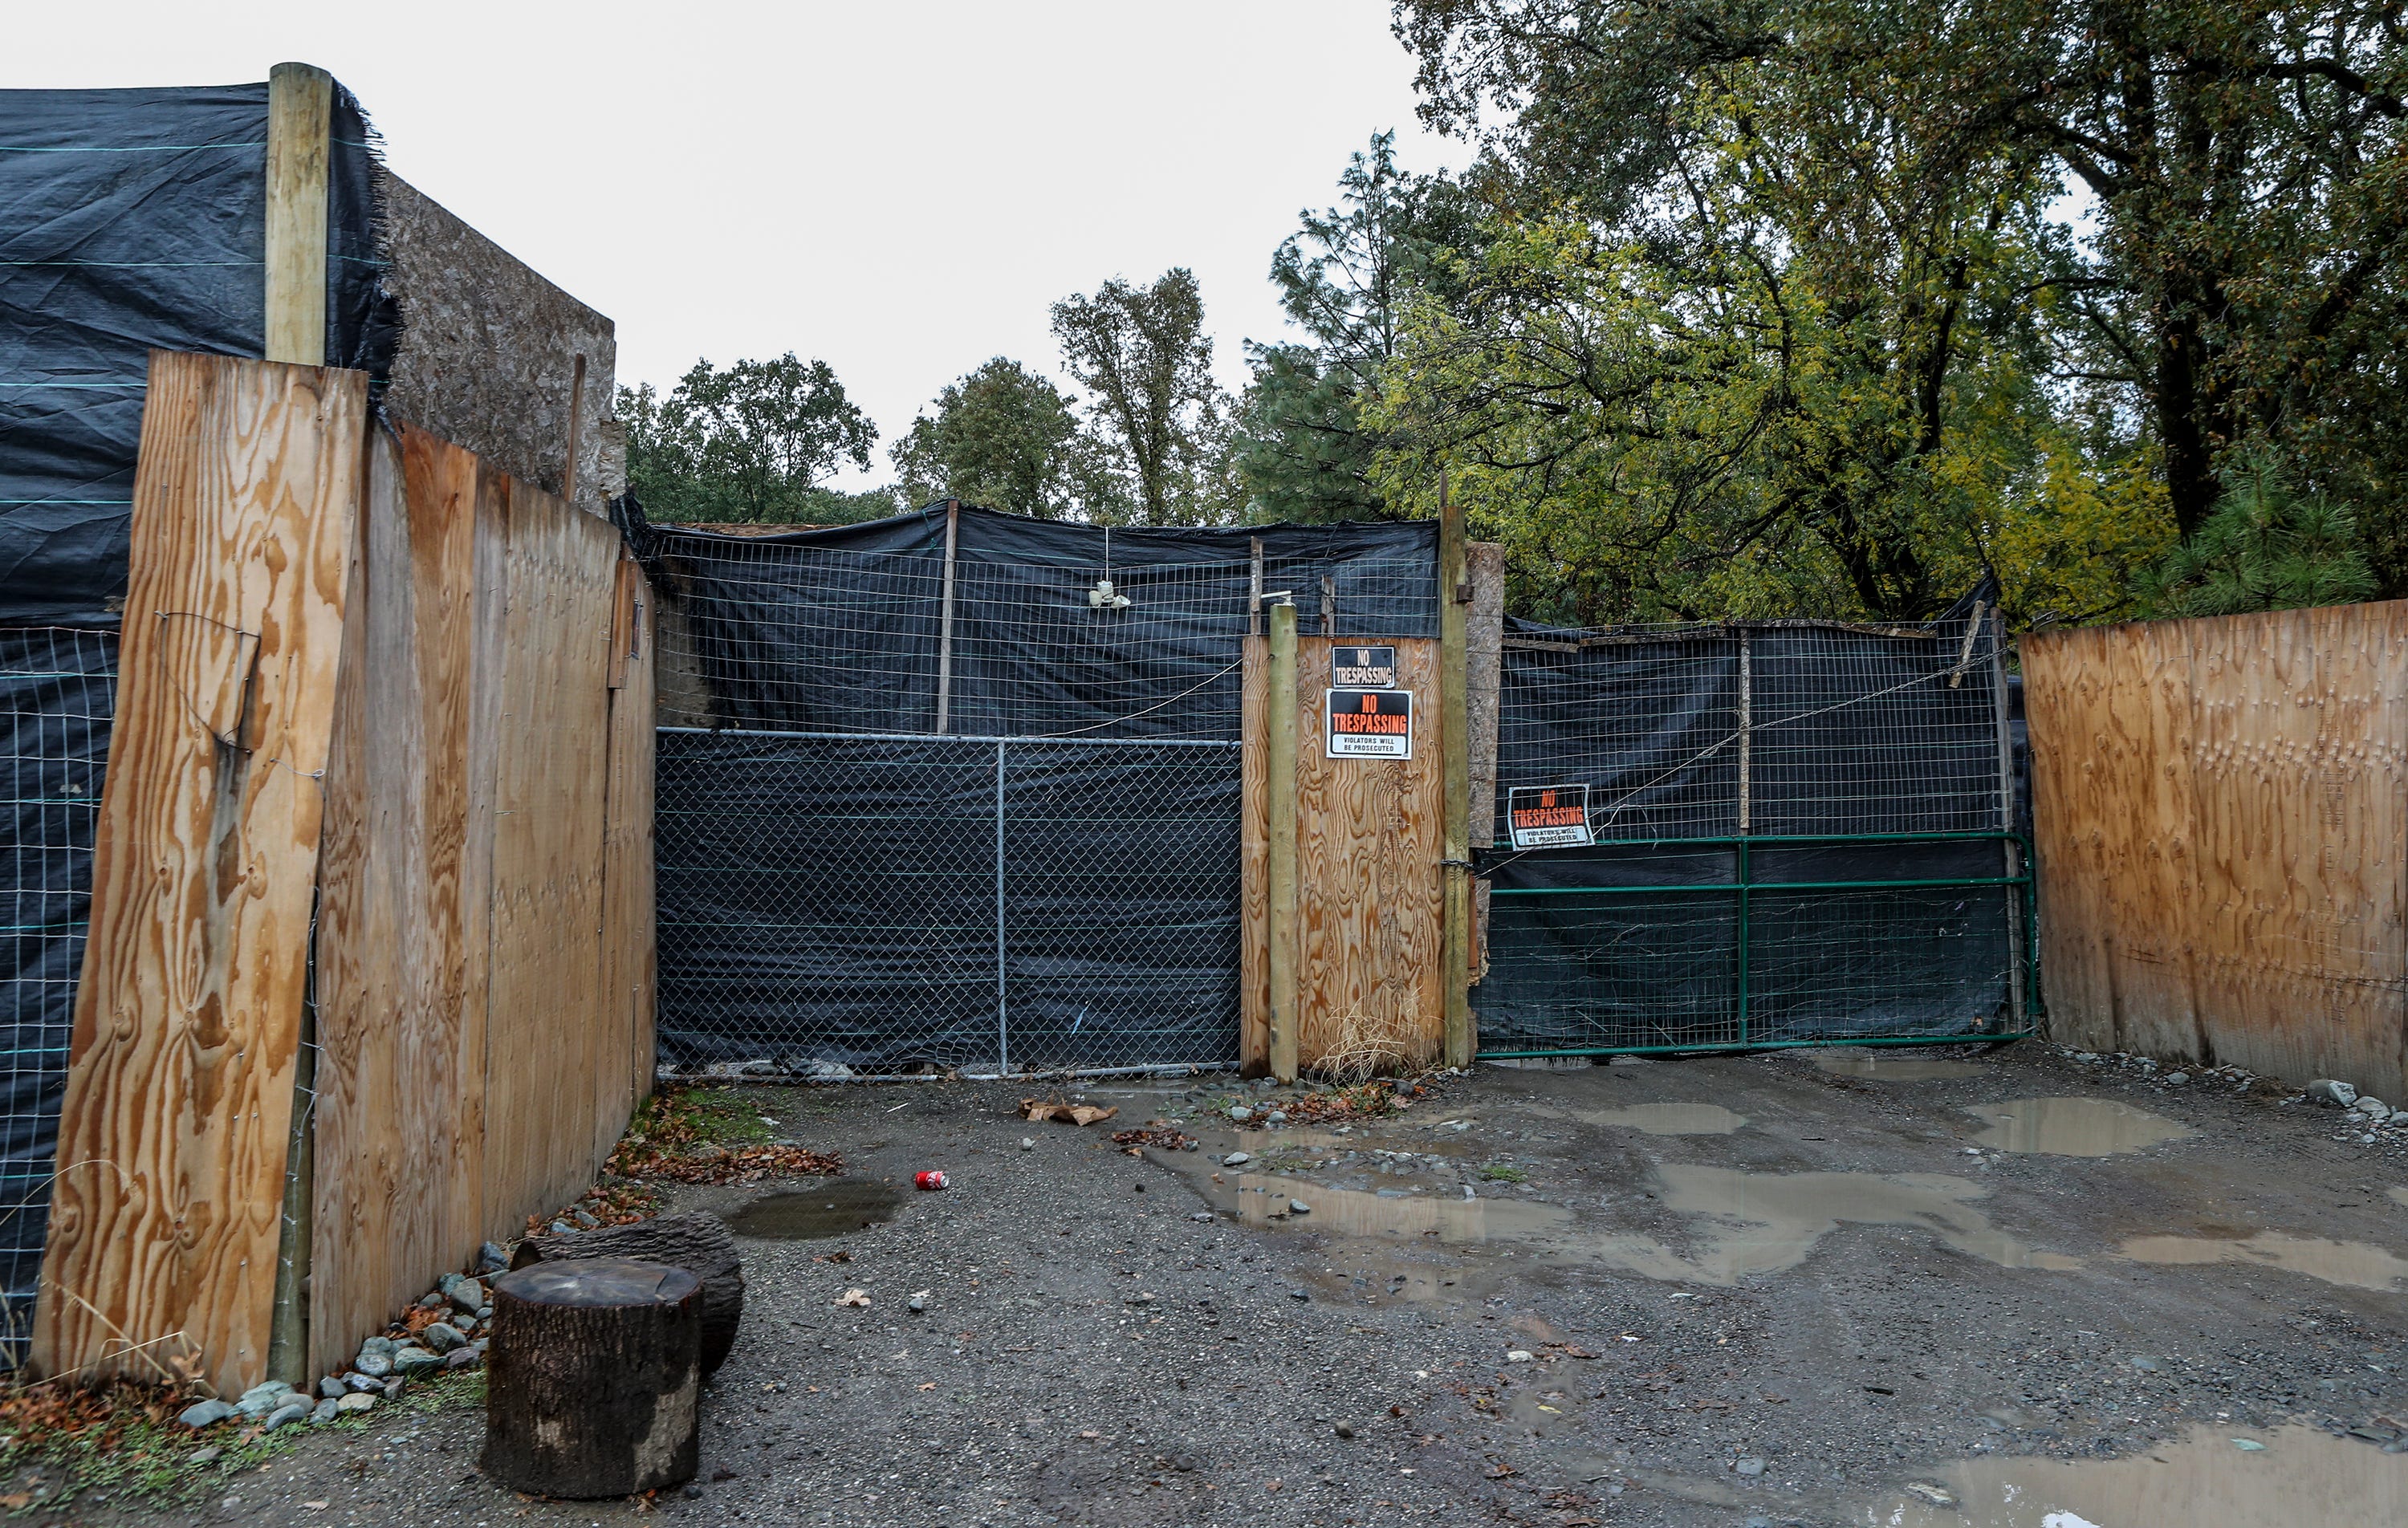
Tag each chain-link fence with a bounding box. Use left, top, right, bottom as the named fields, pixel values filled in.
left=0, top=627, right=117, bottom=1367
left=654, top=731, right=1243, bottom=1073
left=1477, top=595, right=2035, bottom=1055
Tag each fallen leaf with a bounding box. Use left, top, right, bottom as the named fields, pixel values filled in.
left=918, top=1383, right=938, bottom=1392
left=836, top=1288, right=871, bottom=1307
left=1019, top=1099, right=1119, bottom=1126
left=0, top=1495, right=32, bottom=1510
left=301, top=1502, right=330, bottom=1511
left=1079, top=1429, right=1101, bottom=1440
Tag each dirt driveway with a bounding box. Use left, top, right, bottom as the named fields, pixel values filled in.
left=57, top=1042, right=2408, bottom=1526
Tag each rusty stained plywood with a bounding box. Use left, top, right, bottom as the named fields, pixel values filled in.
left=35, top=353, right=365, bottom=1396
left=1243, top=636, right=1447, bottom=1075
left=2024, top=603, right=2408, bottom=1099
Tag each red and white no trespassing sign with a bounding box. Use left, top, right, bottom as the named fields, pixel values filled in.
left=1326, top=688, right=1413, bottom=759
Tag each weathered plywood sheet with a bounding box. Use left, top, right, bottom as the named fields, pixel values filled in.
left=596, top=554, right=659, bottom=1166
left=478, top=477, right=620, bottom=1240
left=1291, top=636, right=1447, bottom=1071
left=307, top=425, right=490, bottom=1382
left=2025, top=603, right=2408, bottom=1099
left=1239, top=636, right=1271, bottom=1075
left=35, top=353, right=364, bottom=1396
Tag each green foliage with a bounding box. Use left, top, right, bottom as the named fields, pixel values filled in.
left=2143, top=457, right=2377, bottom=617
left=889, top=357, right=1085, bottom=518
left=1383, top=0, right=2408, bottom=618
left=1236, top=132, right=1479, bottom=523
left=619, top=353, right=878, bottom=523
left=1051, top=269, right=1243, bottom=525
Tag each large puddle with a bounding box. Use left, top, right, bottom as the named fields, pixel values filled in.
left=1971, top=1098, right=2196, bottom=1156
left=1228, top=1174, right=1571, bottom=1242
left=722, top=1179, right=903, bottom=1240
left=1583, top=1102, right=1748, bottom=1136
left=1813, top=1052, right=1988, bottom=1080
left=2117, top=1229, right=2408, bottom=1293
left=1860, top=1424, right=2408, bottom=1526
left=1591, top=1165, right=2081, bottom=1284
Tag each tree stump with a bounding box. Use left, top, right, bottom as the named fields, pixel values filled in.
left=510, top=1213, right=745, bottom=1376
left=480, top=1259, right=702, bottom=1498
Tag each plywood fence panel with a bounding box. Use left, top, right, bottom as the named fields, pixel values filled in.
left=2025, top=603, right=2408, bottom=1100
left=596, top=554, right=658, bottom=1168
left=478, top=477, right=621, bottom=1242
left=307, top=424, right=491, bottom=1382
left=1290, top=636, right=1446, bottom=1072
left=35, top=352, right=365, bottom=1396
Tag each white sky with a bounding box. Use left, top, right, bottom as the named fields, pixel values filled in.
left=7, top=1, right=1456, bottom=488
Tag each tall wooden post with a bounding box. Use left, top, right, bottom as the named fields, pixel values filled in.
left=265, top=63, right=333, bottom=365
left=1438, top=490, right=1474, bottom=1067
left=1267, top=601, right=1300, bottom=1084
left=934, top=500, right=961, bottom=733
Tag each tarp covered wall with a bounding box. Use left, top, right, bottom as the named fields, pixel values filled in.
left=0, top=82, right=392, bottom=1363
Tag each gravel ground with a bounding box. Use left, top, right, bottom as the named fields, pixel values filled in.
left=39, top=1042, right=2408, bottom=1526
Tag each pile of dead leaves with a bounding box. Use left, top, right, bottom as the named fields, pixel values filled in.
left=604, top=1083, right=843, bottom=1186
left=628, top=1143, right=844, bottom=1185
left=1109, top=1126, right=1196, bottom=1155
left=1020, top=1098, right=1118, bottom=1126
left=1279, top=1076, right=1433, bottom=1123
left=0, top=1379, right=185, bottom=1451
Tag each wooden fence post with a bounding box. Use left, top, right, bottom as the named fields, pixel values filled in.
left=1267, top=601, right=1300, bottom=1084
left=1439, top=492, right=1474, bottom=1069
left=265, top=63, right=332, bottom=365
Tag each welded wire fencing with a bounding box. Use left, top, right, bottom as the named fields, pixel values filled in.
left=0, top=627, right=117, bottom=1367
left=1476, top=595, right=2034, bottom=1055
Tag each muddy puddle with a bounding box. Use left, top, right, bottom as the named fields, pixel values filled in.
left=1583, top=1102, right=1747, bottom=1135
left=1226, top=1174, right=1571, bottom=1242
left=1590, top=1164, right=2081, bottom=1284
left=1971, top=1098, right=2196, bottom=1156
left=1812, top=1052, right=1987, bottom=1080
left=1860, top=1423, right=2408, bottom=1526
left=2117, top=1229, right=2408, bottom=1293
left=722, top=1179, right=902, bottom=1240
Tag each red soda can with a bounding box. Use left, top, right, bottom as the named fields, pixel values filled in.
left=915, top=1170, right=948, bottom=1191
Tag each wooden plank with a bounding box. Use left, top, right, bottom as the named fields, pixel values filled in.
left=264, top=64, right=332, bottom=366
left=596, top=554, right=658, bottom=1168
left=35, top=352, right=364, bottom=1396
left=2026, top=603, right=2408, bottom=1100
left=1267, top=608, right=1300, bottom=1083
left=479, top=478, right=620, bottom=1237
left=1291, top=635, right=1448, bottom=1075
left=307, top=424, right=488, bottom=1382
left=1239, top=635, right=1270, bottom=1075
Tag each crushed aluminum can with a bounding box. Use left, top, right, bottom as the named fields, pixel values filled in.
left=914, top=1170, right=948, bottom=1191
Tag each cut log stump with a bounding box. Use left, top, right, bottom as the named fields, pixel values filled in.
left=481, top=1259, right=701, bottom=1498
left=510, top=1212, right=745, bottom=1376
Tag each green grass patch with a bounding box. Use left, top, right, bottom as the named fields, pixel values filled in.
left=1479, top=1164, right=1529, bottom=1183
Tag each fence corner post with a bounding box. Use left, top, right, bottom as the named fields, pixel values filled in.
left=265, top=62, right=333, bottom=366
left=1267, top=601, right=1300, bottom=1085
left=1439, top=489, right=1474, bottom=1070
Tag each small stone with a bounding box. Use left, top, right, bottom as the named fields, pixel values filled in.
left=1019, top=1138, right=1035, bottom=1151
left=1289, top=1199, right=1312, bottom=1215
left=263, top=1401, right=311, bottom=1432
left=352, top=1351, right=393, bottom=1379
left=442, top=1346, right=482, bottom=1372
left=311, top=1398, right=340, bottom=1424
left=442, top=1274, right=486, bottom=1312
left=1123, top=1292, right=1157, bottom=1305
left=392, top=1345, right=442, bottom=1379
left=381, top=1377, right=405, bottom=1400
left=318, top=1376, right=346, bottom=1400
left=359, top=1335, right=397, bottom=1358
left=1189, top=1212, right=1214, bottom=1222
left=235, top=1382, right=294, bottom=1418
left=344, top=1372, right=382, bottom=1392
left=1289, top=1289, right=1309, bottom=1302
left=179, top=1399, right=236, bottom=1430
left=1332, top=1421, right=1355, bottom=1439
left=421, top=1322, right=466, bottom=1354
left=1903, top=1483, right=1957, bottom=1506
left=1229, top=1106, right=1252, bottom=1124
left=1734, top=1457, right=1766, bottom=1477
left=2308, top=1079, right=2361, bottom=1107
left=189, top=1445, right=222, bottom=1465
left=417, top=1290, right=448, bottom=1311
left=682, top=1483, right=705, bottom=1499
left=476, top=1241, right=509, bottom=1274
left=2130, top=1356, right=2160, bottom=1372
left=2355, top=1097, right=2394, bottom=1121
left=571, top=1209, right=600, bottom=1229
left=2164, top=1071, right=2190, bottom=1085
left=1222, top=1152, right=1251, bottom=1167
left=1266, top=1111, right=1288, bottom=1125
left=335, top=1392, right=377, bottom=1414
left=906, top=1294, right=926, bottom=1314
left=549, top=1221, right=573, bottom=1235
left=1505, top=1350, right=1535, bottom=1363
left=476, top=1306, right=492, bottom=1320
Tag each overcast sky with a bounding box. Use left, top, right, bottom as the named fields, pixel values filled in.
left=8, top=1, right=1457, bottom=488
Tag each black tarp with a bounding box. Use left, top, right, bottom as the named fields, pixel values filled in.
left=0, top=82, right=394, bottom=1363
left=624, top=500, right=1440, bottom=739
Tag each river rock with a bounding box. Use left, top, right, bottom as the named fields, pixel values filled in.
left=392, top=1345, right=442, bottom=1379
left=2308, top=1079, right=2361, bottom=1107
left=178, top=1399, right=235, bottom=1430
left=421, top=1321, right=467, bottom=1354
